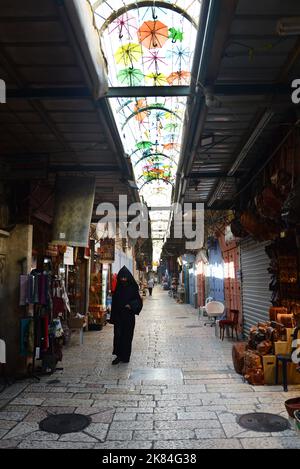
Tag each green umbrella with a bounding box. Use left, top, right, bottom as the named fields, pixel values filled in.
left=136, top=141, right=155, bottom=150
left=164, top=123, right=179, bottom=132
left=169, top=28, right=184, bottom=43
left=117, top=67, right=144, bottom=86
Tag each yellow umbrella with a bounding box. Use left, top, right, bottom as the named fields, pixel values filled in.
left=114, top=43, right=143, bottom=67
left=145, top=72, right=168, bottom=86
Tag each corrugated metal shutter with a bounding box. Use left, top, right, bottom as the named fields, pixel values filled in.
left=241, top=238, right=272, bottom=336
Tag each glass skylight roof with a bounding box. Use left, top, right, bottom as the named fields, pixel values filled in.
left=91, top=1, right=202, bottom=265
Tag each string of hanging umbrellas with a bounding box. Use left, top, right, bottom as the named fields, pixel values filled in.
left=113, top=18, right=192, bottom=87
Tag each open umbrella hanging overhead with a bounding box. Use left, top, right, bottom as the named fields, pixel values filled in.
left=117, top=67, right=144, bottom=86
left=166, top=46, right=191, bottom=67
left=145, top=72, right=168, bottom=86
left=109, top=14, right=137, bottom=39
left=167, top=70, right=191, bottom=85
left=143, top=50, right=167, bottom=71
left=138, top=20, right=169, bottom=49
left=114, top=43, right=143, bottom=67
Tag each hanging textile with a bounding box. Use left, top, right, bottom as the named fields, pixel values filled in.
left=20, top=318, right=34, bottom=357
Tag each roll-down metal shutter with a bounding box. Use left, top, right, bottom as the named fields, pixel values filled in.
left=241, top=238, right=272, bottom=336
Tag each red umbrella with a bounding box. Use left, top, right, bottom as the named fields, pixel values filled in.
left=167, top=71, right=191, bottom=85
left=138, top=21, right=169, bottom=49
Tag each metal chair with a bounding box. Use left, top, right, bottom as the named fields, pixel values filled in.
left=204, top=301, right=225, bottom=326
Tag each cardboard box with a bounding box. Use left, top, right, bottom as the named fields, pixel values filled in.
left=274, top=341, right=289, bottom=355
left=263, top=355, right=277, bottom=385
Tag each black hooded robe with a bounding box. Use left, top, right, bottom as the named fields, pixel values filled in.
left=110, top=266, right=143, bottom=362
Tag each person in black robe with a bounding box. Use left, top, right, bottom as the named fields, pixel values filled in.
left=110, top=266, right=143, bottom=365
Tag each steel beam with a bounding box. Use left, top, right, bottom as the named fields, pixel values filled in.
left=106, top=86, right=191, bottom=98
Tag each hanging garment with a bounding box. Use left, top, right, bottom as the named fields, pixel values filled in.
left=0, top=339, right=6, bottom=364
left=19, top=275, right=28, bottom=306
left=27, top=275, right=35, bottom=304
left=20, top=318, right=34, bottom=356
left=33, top=272, right=40, bottom=304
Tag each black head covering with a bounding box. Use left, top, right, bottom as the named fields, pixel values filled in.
left=116, top=266, right=139, bottom=292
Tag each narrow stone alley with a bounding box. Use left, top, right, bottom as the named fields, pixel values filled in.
left=0, top=289, right=300, bottom=450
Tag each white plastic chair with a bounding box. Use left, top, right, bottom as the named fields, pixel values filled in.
left=204, top=301, right=225, bottom=326
left=198, top=297, right=213, bottom=320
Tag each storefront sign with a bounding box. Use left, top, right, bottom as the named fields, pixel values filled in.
left=64, top=246, right=74, bottom=265
left=98, top=238, right=115, bottom=264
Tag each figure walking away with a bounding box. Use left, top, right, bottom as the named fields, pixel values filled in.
left=110, top=266, right=143, bottom=365
left=147, top=278, right=154, bottom=296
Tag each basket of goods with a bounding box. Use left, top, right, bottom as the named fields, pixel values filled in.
left=284, top=398, right=300, bottom=419
left=243, top=350, right=264, bottom=385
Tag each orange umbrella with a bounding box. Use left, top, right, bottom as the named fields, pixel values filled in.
left=138, top=21, right=169, bottom=49
left=134, top=99, right=149, bottom=123
left=167, top=71, right=191, bottom=85
left=163, top=143, right=180, bottom=151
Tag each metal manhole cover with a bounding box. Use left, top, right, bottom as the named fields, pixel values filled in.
left=237, top=413, right=290, bottom=433
left=39, top=414, right=91, bottom=434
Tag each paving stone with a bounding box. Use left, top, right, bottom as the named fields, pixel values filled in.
left=241, top=437, right=300, bottom=449
left=138, top=413, right=176, bottom=421
left=155, top=420, right=221, bottom=430
left=59, top=432, right=99, bottom=442
left=177, top=412, right=217, bottom=420
left=195, top=428, right=226, bottom=439
left=41, top=399, right=94, bottom=407
left=153, top=439, right=242, bottom=449
left=94, top=441, right=153, bottom=449
left=133, top=429, right=195, bottom=440
left=18, top=440, right=96, bottom=449
left=24, top=431, right=60, bottom=441
left=0, top=411, right=29, bottom=421
left=0, top=439, right=21, bottom=448
left=3, top=422, right=39, bottom=440
left=107, top=430, right=133, bottom=441
left=84, top=423, right=109, bottom=441
left=0, top=429, right=8, bottom=438
left=114, top=413, right=137, bottom=421
left=110, top=421, right=153, bottom=431
left=23, top=408, right=49, bottom=423
left=12, top=398, right=45, bottom=406
left=0, top=420, right=18, bottom=431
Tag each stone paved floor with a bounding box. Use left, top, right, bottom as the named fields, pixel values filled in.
left=1, top=289, right=300, bottom=449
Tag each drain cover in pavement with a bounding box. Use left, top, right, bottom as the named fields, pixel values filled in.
left=237, top=413, right=289, bottom=433
left=39, top=414, right=91, bottom=434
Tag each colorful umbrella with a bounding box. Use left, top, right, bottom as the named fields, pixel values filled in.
left=117, top=67, right=144, bottom=86
left=145, top=72, right=168, bottom=86
left=114, top=43, right=143, bottom=67
left=168, top=28, right=184, bottom=43
left=166, top=46, right=191, bottom=67
left=143, top=50, right=167, bottom=70
left=138, top=21, right=169, bottom=49
left=163, top=143, right=180, bottom=151
left=164, top=123, right=179, bottom=132
left=133, top=99, right=149, bottom=123
left=136, top=141, right=155, bottom=150
left=167, top=70, right=191, bottom=85
left=109, top=14, right=137, bottom=39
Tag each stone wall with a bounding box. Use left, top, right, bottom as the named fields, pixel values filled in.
left=0, top=225, right=32, bottom=376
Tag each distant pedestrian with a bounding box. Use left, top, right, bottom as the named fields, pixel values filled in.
left=147, top=278, right=154, bottom=296
left=110, top=266, right=143, bottom=365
